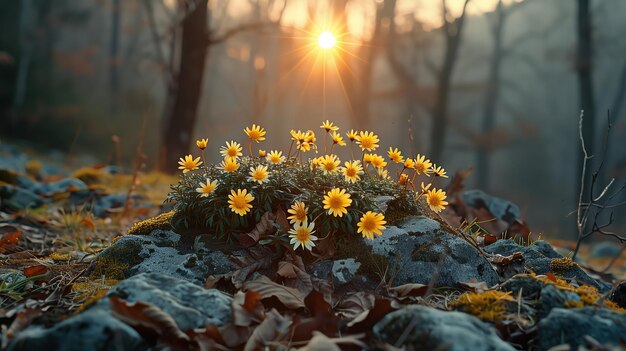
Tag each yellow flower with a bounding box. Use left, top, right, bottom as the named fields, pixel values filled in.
left=369, top=154, right=387, bottom=169
left=196, top=178, right=218, bottom=197
left=248, top=165, right=269, bottom=184
left=403, top=157, right=416, bottom=169
left=377, top=167, right=390, bottom=179
left=341, top=160, right=363, bottom=183
left=291, top=130, right=305, bottom=142
left=421, top=181, right=432, bottom=193
left=244, top=124, right=266, bottom=143
left=426, top=188, right=448, bottom=213
left=399, top=173, right=409, bottom=185
left=331, top=132, right=346, bottom=146
left=323, top=188, right=352, bottom=217
left=320, top=120, right=339, bottom=132
left=196, top=138, right=208, bottom=150
left=178, top=155, right=202, bottom=173
left=266, top=150, right=286, bottom=164
left=287, top=201, right=308, bottom=225
left=218, top=158, right=239, bottom=172
left=305, top=130, right=317, bottom=144
left=431, top=164, right=448, bottom=178
left=363, top=153, right=374, bottom=164
left=321, top=154, right=340, bottom=174
left=415, top=154, right=433, bottom=175
left=297, top=141, right=311, bottom=152
left=288, top=221, right=317, bottom=251
left=228, top=189, right=254, bottom=216
left=346, top=129, right=358, bottom=142
left=357, top=211, right=386, bottom=240
left=220, top=141, right=243, bottom=159
left=258, top=149, right=267, bottom=157
left=310, top=156, right=323, bottom=170
left=356, top=131, right=379, bottom=151
left=388, top=147, right=404, bottom=163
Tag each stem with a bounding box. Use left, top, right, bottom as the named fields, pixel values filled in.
left=350, top=142, right=355, bottom=160
left=248, top=140, right=253, bottom=157
left=329, top=142, right=335, bottom=155
left=323, top=133, right=327, bottom=154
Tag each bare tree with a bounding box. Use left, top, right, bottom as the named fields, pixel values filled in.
left=576, top=0, right=596, bottom=207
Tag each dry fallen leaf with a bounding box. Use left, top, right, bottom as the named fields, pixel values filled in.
left=244, top=275, right=306, bottom=309
left=238, top=212, right=276, bottom=248
left=243, top=309, right=292, bottom=351
left=388, top=283, right=429, bottom=298
left=0, top=227, right=21, bottom=254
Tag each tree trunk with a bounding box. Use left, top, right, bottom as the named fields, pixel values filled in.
left=429, top=0, right=469, bottom=163
left=476, top=0, right=504, bottom=191
left=159, top=0, right=209, bottom=173
left=109, top=0, right=121, bottom=93
left=575, top=0, right=595, bottom=204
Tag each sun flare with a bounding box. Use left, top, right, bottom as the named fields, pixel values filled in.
left=317, top=31, right=336, bottom=49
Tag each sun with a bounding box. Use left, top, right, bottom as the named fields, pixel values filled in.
left=317, top=31, right=336, bottom=50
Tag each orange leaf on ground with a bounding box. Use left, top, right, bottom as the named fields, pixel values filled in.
left=0, top=227, right=21, bottom=253
left=23, top=265, right=48, bottom=277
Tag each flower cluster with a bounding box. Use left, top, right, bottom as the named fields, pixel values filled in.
left=169, top=121, right=449, bottom=254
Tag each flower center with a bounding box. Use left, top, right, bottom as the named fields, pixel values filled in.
left=329, top=196, right=343, bottom=209
left=429, top=196, right=441, bottom=207
left=296, top=227, right=310, bottom=241
left=233, top=197, right=246, bottom=209
left=346, top=168, right=356, bottom=177
left=363, top=217, right=376, bottom=231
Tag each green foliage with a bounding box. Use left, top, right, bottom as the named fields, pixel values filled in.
left=167, top=156, right=420, bottom=241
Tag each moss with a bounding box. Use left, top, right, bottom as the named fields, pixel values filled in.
left=25, top=160, right=43, bottom=179
left=128, top=211, right=175, bottom=235
left=335, top=237, right=389, bottom=281
left=89, top=257, right=129, bottom=280
left=450, top=290, right=515, bottom=321
left=549, top=257, right=577, bottom=272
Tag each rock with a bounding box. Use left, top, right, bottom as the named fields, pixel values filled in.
left=364, top=216, right=499, bottom=288
left=373, top=195, right=395, bottom=213
left=331, top=259, right=361, bottom=284
left=94, top=230, right=237, bottom=285
left=610, top=281, right=626, bottom=309
left=0, top=185, right=45, bottom=210
left=538, top=307, right=626, bottom=350
left=462, top=189, right=521, bottom=224
left=95, top=272, right=233, bottom=330
left=27, top=178, right=88, bottom=197
left=539, top=284, right=581, bottom=318
left=7, top=309, right=147, bottom=351
left=373, top=305, right=515, bottom=351
left=590, top=241, right=622, bottom=259
left=0, top=145, right=27, bottom=174
left=485, top=240, right=610, bottom=291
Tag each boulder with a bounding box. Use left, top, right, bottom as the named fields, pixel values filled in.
left=364, top=216, right=499, bottom=288
left=0, top=185, right=44, bottom=210
left=538, top=307, right=626, bottom=350
left=8, top=272, right=233, bottom=351
left=93, top=230, right=237, bottom=285
left=485, top=240, right=609, bottom=291
left=373, top=305, right=515, bottom=351
left=610, top=281, right=626, bottom=309
left=7, top=310, right=147, bottom=351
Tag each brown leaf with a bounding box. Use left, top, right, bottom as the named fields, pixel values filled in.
left=23, top=265, right=47, bottom=277
left=276, top=261, right=298, bottom=279
left=243, top=309, right=292, bottom=351
left=244, top=275, right=306, bottom=309
left=489, top=252, right=524, bottom=264
left=291, top=290, right=338, bottom=341
left=280, top=259, right=313, bottom=297
left=238, top=212, right=276, bottom=248
left=446, top=166, right=473, bottom=197
left=6, top=308, right=42, bottom=340
left=458, top=279, right=490, bottom=292
left=299, top=332, right=367, bottom=351
left=336, top=292, right=375, bottom=320
left=274, top=206, right=290, bottom=233
left=0, top=227, right=21, bottom=253
left=388, top=283, right=428, bottom=297
left=109, top=296, right=194, bottom=349
left=483, top=234, right=498, bottom=246
left=345, top=298, right=399, bottom=332
left=232, top=291, right=264, bottom=327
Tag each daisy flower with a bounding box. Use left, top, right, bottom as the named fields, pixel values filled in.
left=356, top=131, right=379, bottom=151
left=266, top=150, right=286, bottom=164
left=220, top=141, right=243, bottom=159
left=196, top=178, right=218, bottom=197
left=196, top=138, right=208, bottom=150
left=288, top=221, right=317, bottom=251
left=341, top=160, right=363, bottom=183
left=228, top=189, right=254, bottom=216
left=323, top=188, right=352, bottom=217
left=426, top=188, right=448, bottom=213
left=287, top=201, right=308, bottom=225
left=388, top=147, right=404, bottom=163
left=415, top=154, right=433, bottom=176
left=244, top=124, right=266, bottom=143
left=248, top=165, right=269, bottom=184
left=178, top=155, right=202, bottom=173
left=357, top=211, right=386, bottom=240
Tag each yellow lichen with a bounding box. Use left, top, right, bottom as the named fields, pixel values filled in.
left=534, top=274, right=626, bottom=313
left=88, top=257, right=129, bottom=280
left=72, top=279, right=120, bottom=312
left=549, top=257, right=577, bottom=272
left=25, top=160, right=43, bottom=179
left=48, top=252, right=72, bottom=262
left=72, top=166, right=108, bottom=185
left=128, top=211, right=175, bottom=235
left=450, top=290, right=515, bottom=321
